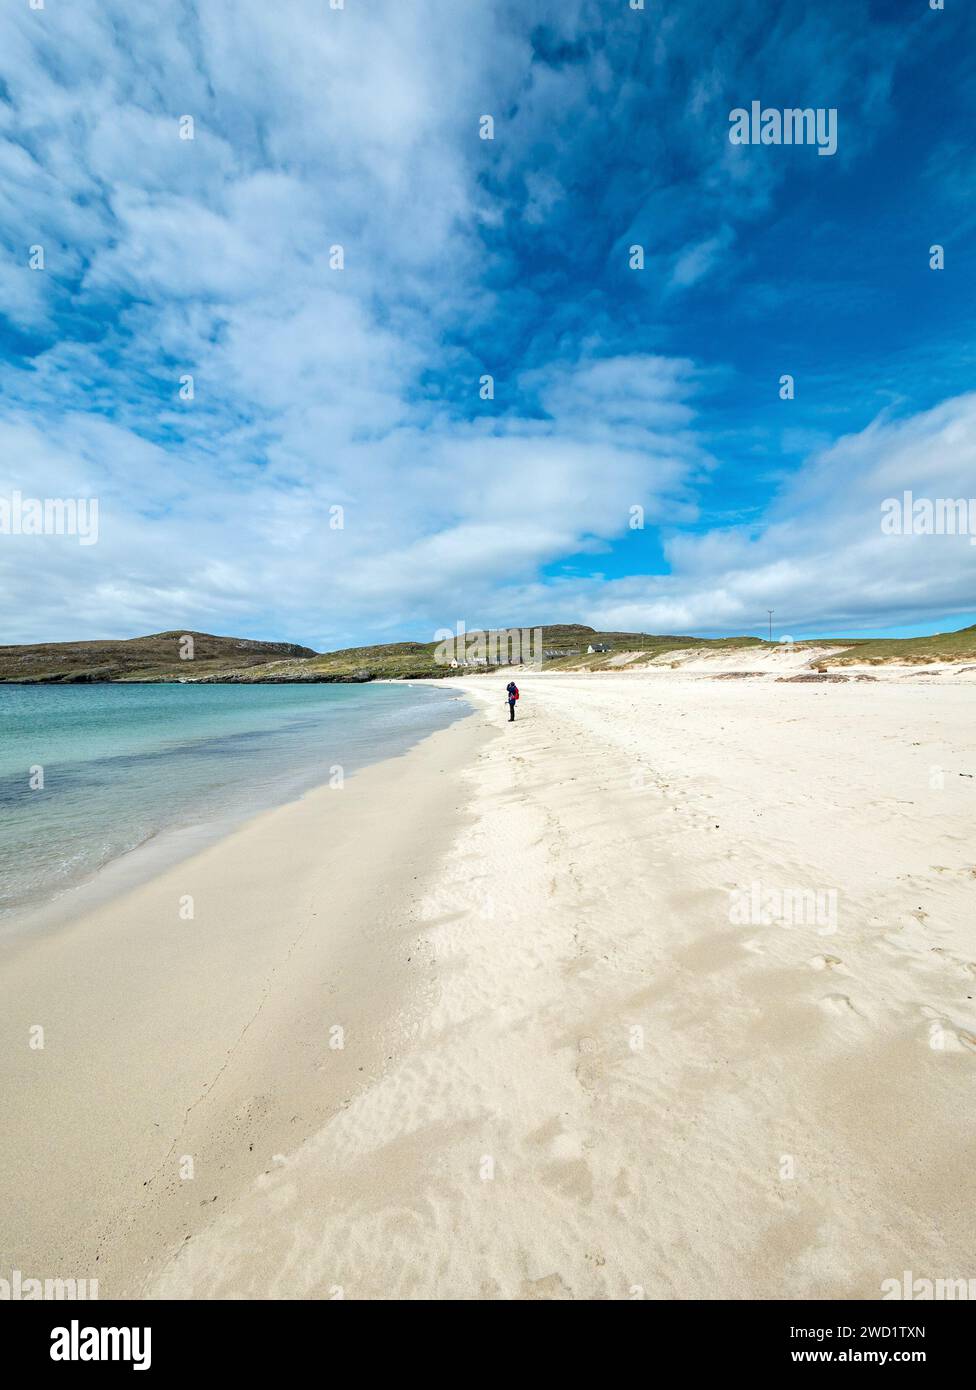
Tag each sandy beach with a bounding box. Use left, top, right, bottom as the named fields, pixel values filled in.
left=2, top=667, right=974, bottom=1299
left=0, top=707, right=487, bottom=1296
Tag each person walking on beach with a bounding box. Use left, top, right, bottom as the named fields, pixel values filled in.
left=506, top=680, right=519, bottom=721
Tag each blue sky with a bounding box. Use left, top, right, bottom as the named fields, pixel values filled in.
left=0, top=0, right=974, bottom=649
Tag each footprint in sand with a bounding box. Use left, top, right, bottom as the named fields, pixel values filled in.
left=520, top=1271, right=573, bottom=1300
left=810, top=954, right=843, bottom=971
left=575, top=1036, right=603, bottom=1093
left=819, top=993, right=865, bottom=1019
left=930, top=948, right=976, bottom=979
left=541, top=1155, right=594, bottom=1202
left=922, top=1007, right=976, bottom=1053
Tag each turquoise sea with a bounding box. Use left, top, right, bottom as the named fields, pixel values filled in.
left=0, top=682, right=466, bottom=926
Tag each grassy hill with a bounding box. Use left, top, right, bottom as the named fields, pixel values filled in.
left=241, top=640, right=448, bottom=682
left=0, top=631, right=317, bottom=683
left=246, top=621, right=976, bottom=678
left=530, top=629, right=766, bottom=672
left=2, top=622, right=973, bottom=684
left=191, top=626, right=772, bottom=682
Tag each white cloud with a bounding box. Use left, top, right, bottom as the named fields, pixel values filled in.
left=669, top=227, right=734, bottom=290
left=516, top=394, right=976, bottom=637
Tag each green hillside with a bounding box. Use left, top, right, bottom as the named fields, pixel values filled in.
left=2, top=622, right=973, bottom=684
left=0, top=631, right=317, bottom=683
left=192, top=626, right=771, bottom=681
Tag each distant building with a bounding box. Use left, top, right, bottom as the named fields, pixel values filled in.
left=587, top=643, right=612, bottom=654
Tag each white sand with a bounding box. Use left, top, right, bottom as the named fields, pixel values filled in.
left=3, top=669, right=974, bottom=1299
left=0, top=712, right=486, bottom=1295
left=155, top=669, right=974, bottom=1298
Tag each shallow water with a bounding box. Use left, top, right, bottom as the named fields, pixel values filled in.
left=0, top=681, right=465, bottom=924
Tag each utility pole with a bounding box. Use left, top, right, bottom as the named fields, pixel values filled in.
left=767, top=610, right=774, bottom=642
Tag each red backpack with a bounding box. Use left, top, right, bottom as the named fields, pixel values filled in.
left=509, top=684, right=519, bottom=700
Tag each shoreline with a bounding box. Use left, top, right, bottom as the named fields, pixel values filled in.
left=0, top=706, right=491, bottom=1296
left=0, top=684, right=472, bottom=949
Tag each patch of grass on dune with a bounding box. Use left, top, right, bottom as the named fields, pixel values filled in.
left=821, top=625, right=976, bottom=665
